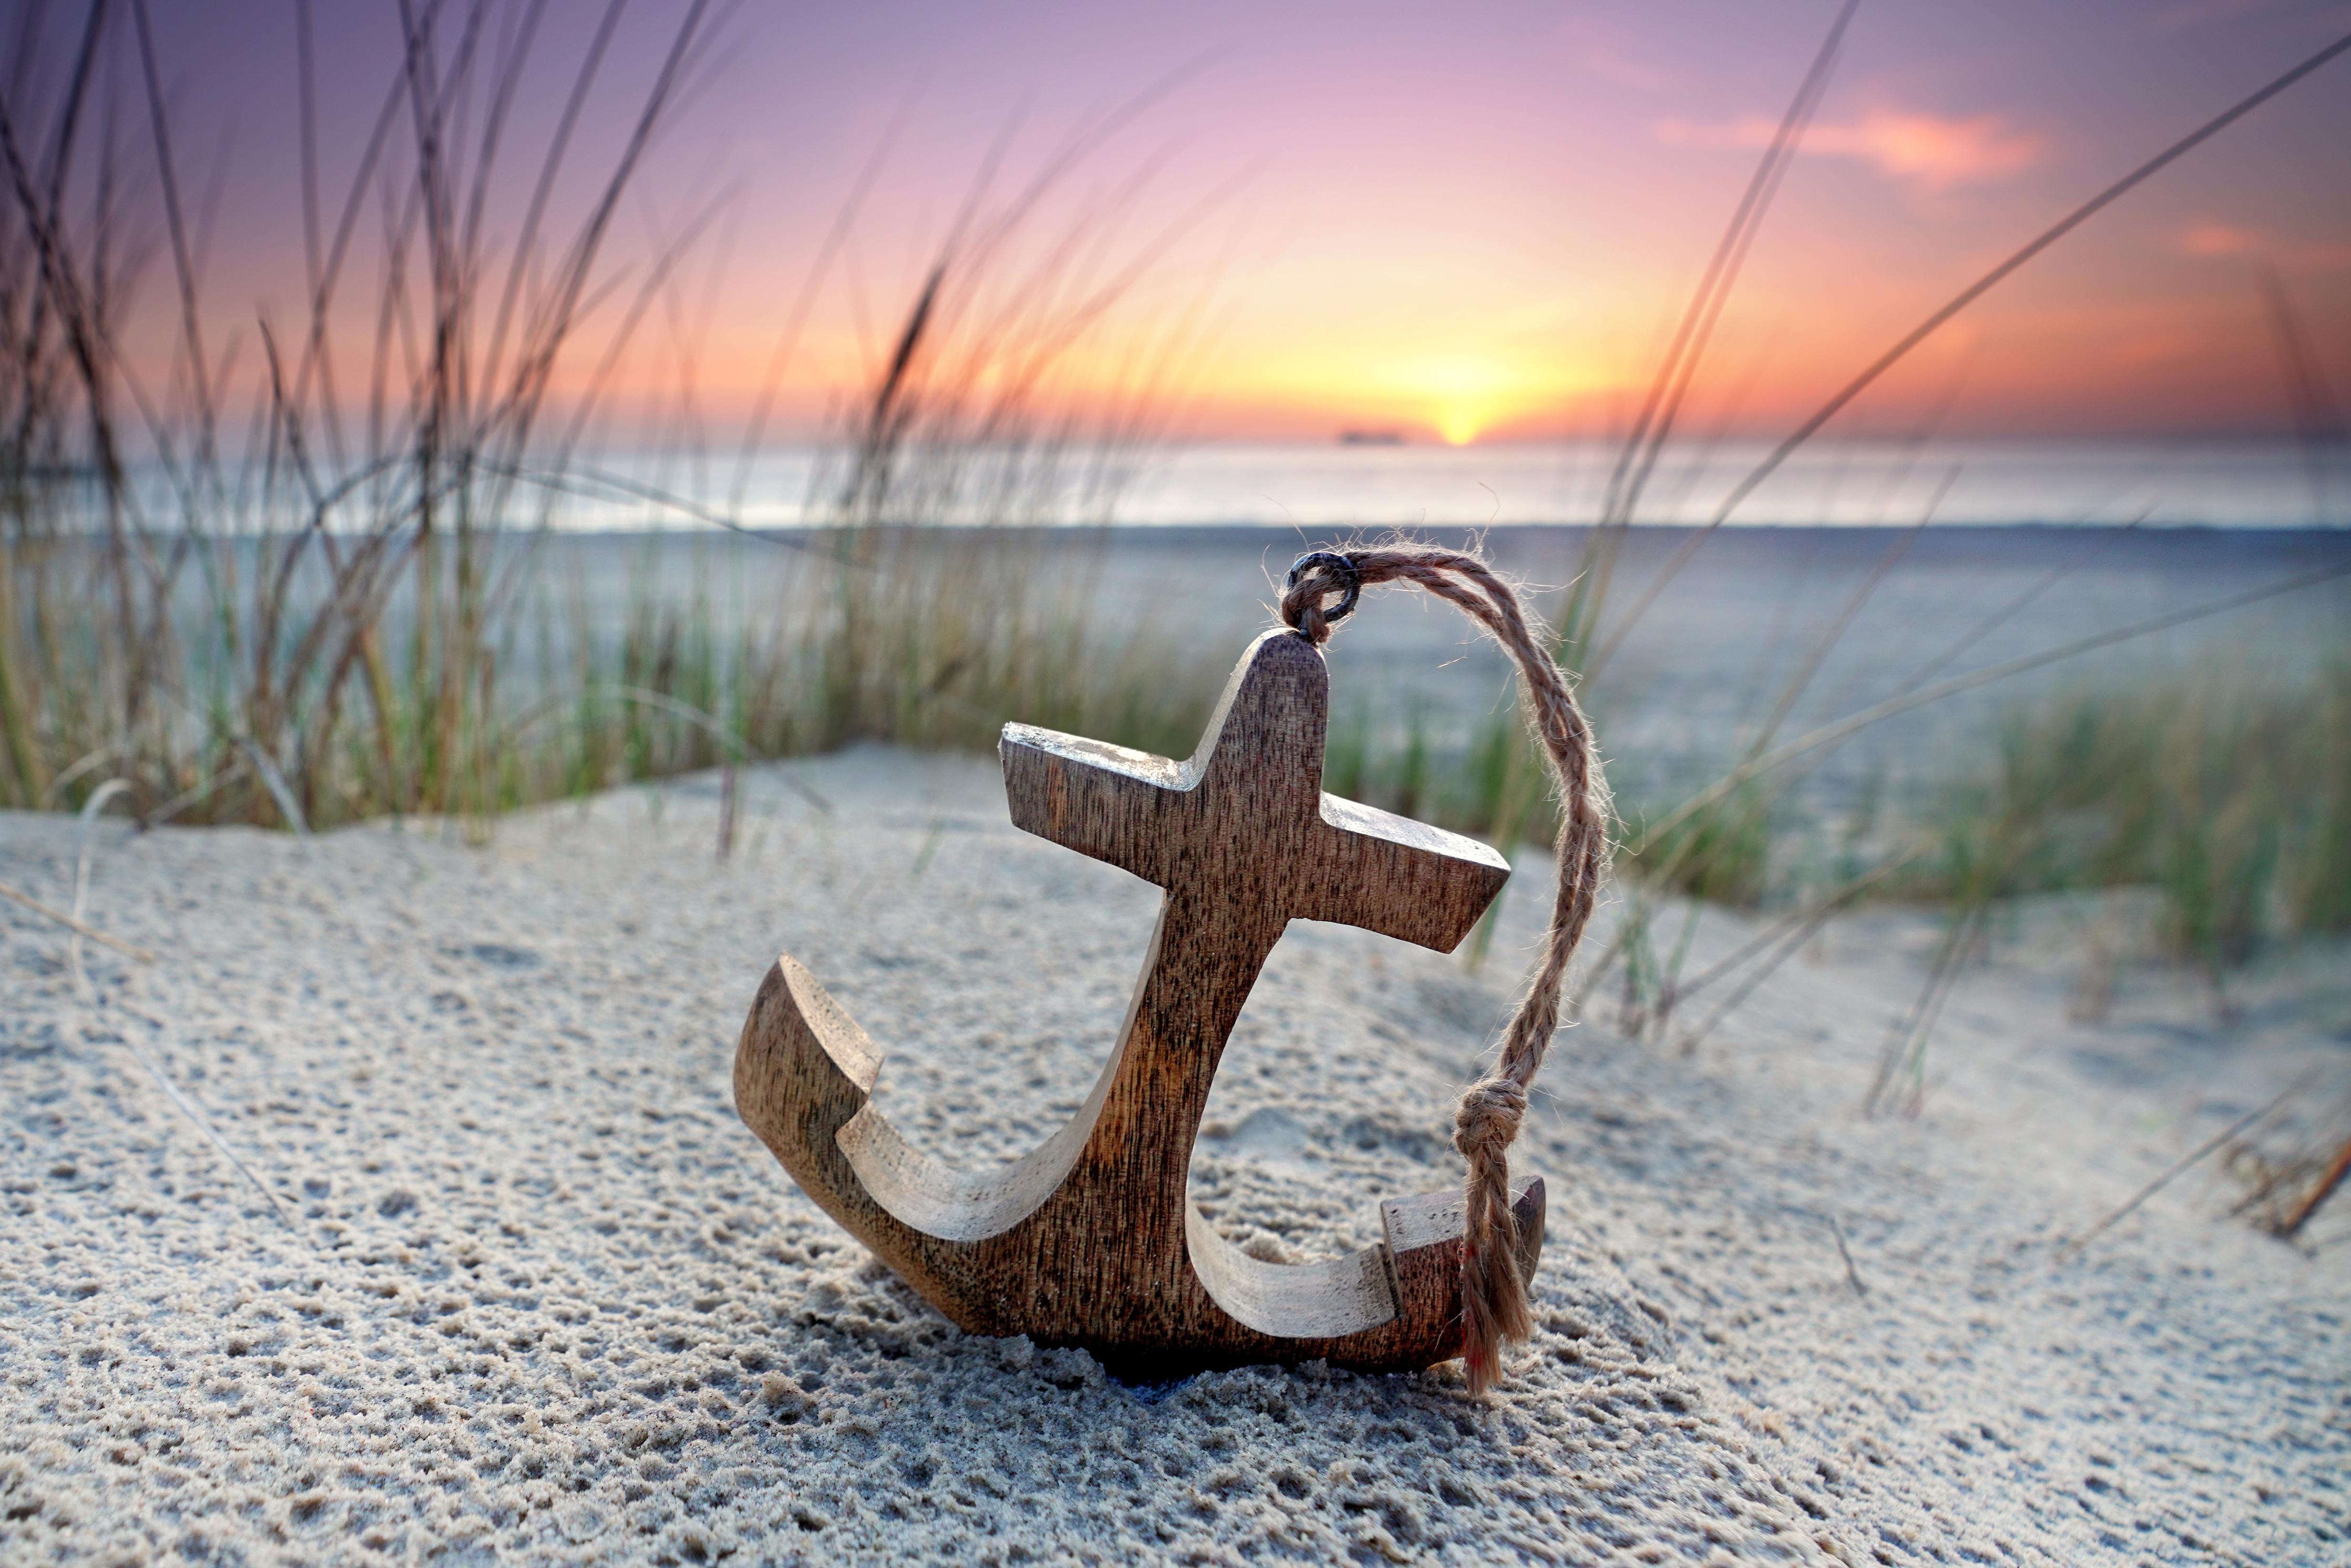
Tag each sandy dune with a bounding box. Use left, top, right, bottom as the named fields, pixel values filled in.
left=3, top=748, right=2344, bottom=1564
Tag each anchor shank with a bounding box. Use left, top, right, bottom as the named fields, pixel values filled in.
left=1062, top=886, right=1287, bottom=1297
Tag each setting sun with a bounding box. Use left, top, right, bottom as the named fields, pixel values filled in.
left=1397, top=356, right=1518, bottom=446
left=1214, top=339, right=1614, bottom=444
left=1436, top=406, right=1485, bottom=445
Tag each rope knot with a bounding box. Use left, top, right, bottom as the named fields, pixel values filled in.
left=1453, top=1077, right=1527, bottom=1159
left=1281, top=551, right=1361, bottom=644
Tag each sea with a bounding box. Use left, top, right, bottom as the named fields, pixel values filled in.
left=555, top=437, right=2345, bottom=533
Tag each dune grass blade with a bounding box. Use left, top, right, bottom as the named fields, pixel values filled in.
left=0, top=873, right=155, bottom=960
left=111, top=1009, right=298, bottom=1233
left=2278, top=1136, right=2351, bottom=1240
left=1599, top=0, right=1855, bottom=534
left=1671, top=850, right=1916, bottom=1054
left=2060, top=1079, right=2308, bottom=1258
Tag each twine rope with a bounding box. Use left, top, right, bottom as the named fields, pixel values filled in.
left=1282, top=546, right=1612, bottom=1394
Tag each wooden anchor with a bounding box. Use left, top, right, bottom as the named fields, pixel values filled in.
left=733, top=627, right=1543, bottom=1376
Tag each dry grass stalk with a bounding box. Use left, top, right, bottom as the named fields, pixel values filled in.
left=2276, top=1136, right=2351, bottom=1239
left=2060, top=1079, right=2309, bottom=1259
left=0, top=874, right=154, bottom=961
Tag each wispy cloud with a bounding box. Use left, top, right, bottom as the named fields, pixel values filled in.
left=2176, top=221, right=2351, bottom=271
left=2178, top=221, right=2264, bottom=257
left=1659, top=109, right=2046, bottom=191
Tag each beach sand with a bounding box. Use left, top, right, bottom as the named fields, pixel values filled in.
left=4, top=737, right=2344, bottom=1565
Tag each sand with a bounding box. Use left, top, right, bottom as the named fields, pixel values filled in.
left=3, top=745, right=2346, bottom=1565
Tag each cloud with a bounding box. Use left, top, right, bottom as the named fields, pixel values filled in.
left=1659, top=109, right=2046, bottom=191
left=2178, top=222, right=2263, bottom=257
left=2176, top=222, right=2351, bottom=271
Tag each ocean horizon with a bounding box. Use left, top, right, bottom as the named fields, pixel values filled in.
left=541, top=436, right=2345, bottom=534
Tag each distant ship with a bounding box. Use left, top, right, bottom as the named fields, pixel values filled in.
left=1337, top=428, right=1405, bottom=446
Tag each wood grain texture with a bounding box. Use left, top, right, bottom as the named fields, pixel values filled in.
left=734, top=628, right=1541, bottom=1375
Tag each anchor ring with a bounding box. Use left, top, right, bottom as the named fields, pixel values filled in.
left=1285, top=551, right=1361, bottom=627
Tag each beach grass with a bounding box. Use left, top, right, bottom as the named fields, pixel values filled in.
left=1902, top=665, right=2351, bottom=964
left=0, top=0, right=1223, bottom=839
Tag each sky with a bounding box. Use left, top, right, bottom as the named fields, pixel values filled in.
left=32, top=0, right=2351, bottom=446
